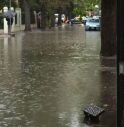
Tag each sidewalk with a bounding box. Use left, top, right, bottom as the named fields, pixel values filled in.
left=0, top=24, right=36, bottom=36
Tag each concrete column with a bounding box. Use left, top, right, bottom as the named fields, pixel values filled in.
left=15, top=8, right=22, bottom=27
left=34, top=11, right=37, bottom=28
left=117, top=0, right=124, bottom=126
left=3, top=6, right=8, bottom=34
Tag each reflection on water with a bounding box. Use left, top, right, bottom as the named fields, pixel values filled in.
left=0, top=26, right=116, bottom=127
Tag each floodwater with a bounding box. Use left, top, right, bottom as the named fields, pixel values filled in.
left=0, top=25, right=116, bottom=127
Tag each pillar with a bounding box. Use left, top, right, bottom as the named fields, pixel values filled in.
left=15, top=8, right=22, bottom=27
left=33, top=11, right=37, bottom=28
left=117, top=0, right=124, bottom=126
left=3, top=6, right=8, bottom=34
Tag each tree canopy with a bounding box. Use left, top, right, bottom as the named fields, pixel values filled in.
left=72, top=0, right=101, bottom=16
left=0, top=0, right=17, bottom=10
left=0, top=0, right=100, bottom=30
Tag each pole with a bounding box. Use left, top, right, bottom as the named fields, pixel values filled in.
left=9, top=0, right=11, bottom=34
left=10, top=0, right=11, bottom=8
left=118, top=0, right=124, bottom=126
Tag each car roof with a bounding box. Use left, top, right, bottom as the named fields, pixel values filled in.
left=87, top=18, right=100, bottom=22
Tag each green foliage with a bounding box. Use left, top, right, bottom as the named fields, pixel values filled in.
left=84, top=0, right=101, bottom=11
left=73, top=0, right=84, bottom=16
left=0, top=0, right=17, bottom=10
left=72, top=0, right=100, bottom=16
left=18, top=0, right=100, bottom=29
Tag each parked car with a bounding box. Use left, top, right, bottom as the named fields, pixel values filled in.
left=85, top=18, right=101, bottom=31
left=93, top=16, right=101, bottom=20
left=70, top=18, right=82, bottom=24
left=82, top=16, right=92, bottom=25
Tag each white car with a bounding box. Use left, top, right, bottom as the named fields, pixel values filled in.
left=85, top=18, right=101, bottom=31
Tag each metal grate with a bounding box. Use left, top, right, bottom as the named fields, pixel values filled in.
left=83, top=104, right=105, bottom=117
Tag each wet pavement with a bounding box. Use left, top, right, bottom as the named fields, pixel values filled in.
left=0, top=25, right=116, bottom=127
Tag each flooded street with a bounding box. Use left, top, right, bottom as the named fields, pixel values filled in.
left=0, top=25, right=116, bottom=127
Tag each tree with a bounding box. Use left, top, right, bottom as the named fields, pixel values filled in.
left=100, top=0, right=117, bottom=56
left=0, top=0, right=17, bottom=10
left=23, top=0, right=31, bottom=31
left=73, top=0, right=85, bottom=17
left=84, top=0, right=100, bottom=11
left=36, top=0, right=73, bottom=28
left=72, top=0, right=101, bottom=17
left=19, top=0, right=40, bottom=31
left=55, top=0, right=72, bottom=25
left=18, top=0, right=75, bottom=30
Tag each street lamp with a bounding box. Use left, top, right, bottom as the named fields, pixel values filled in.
left=95, top=5, right=99, bottom=9
left=94, top=5, right=99, bottom=16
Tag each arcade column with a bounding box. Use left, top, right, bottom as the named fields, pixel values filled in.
left=3, top=6, right=8, bottom=34
left=117, top=0, right=124, bottom=126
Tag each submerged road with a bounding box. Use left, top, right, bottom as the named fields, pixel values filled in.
left=0, top=25, right=116, bottom=127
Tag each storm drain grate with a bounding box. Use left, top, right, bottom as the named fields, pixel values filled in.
left=83, top=104, right=105, bottom=124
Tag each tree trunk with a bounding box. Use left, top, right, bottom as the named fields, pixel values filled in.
left=23, top=0, right=31, bottom=31
left=40, top=6, right=47, bottom=30
left=101, top=0, right=117, bottom=56
left=40, top=13, right=46, bottom=30
left=50, top=14, right=55, bottom=27
left=57, top=7, right=62, bottom=26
